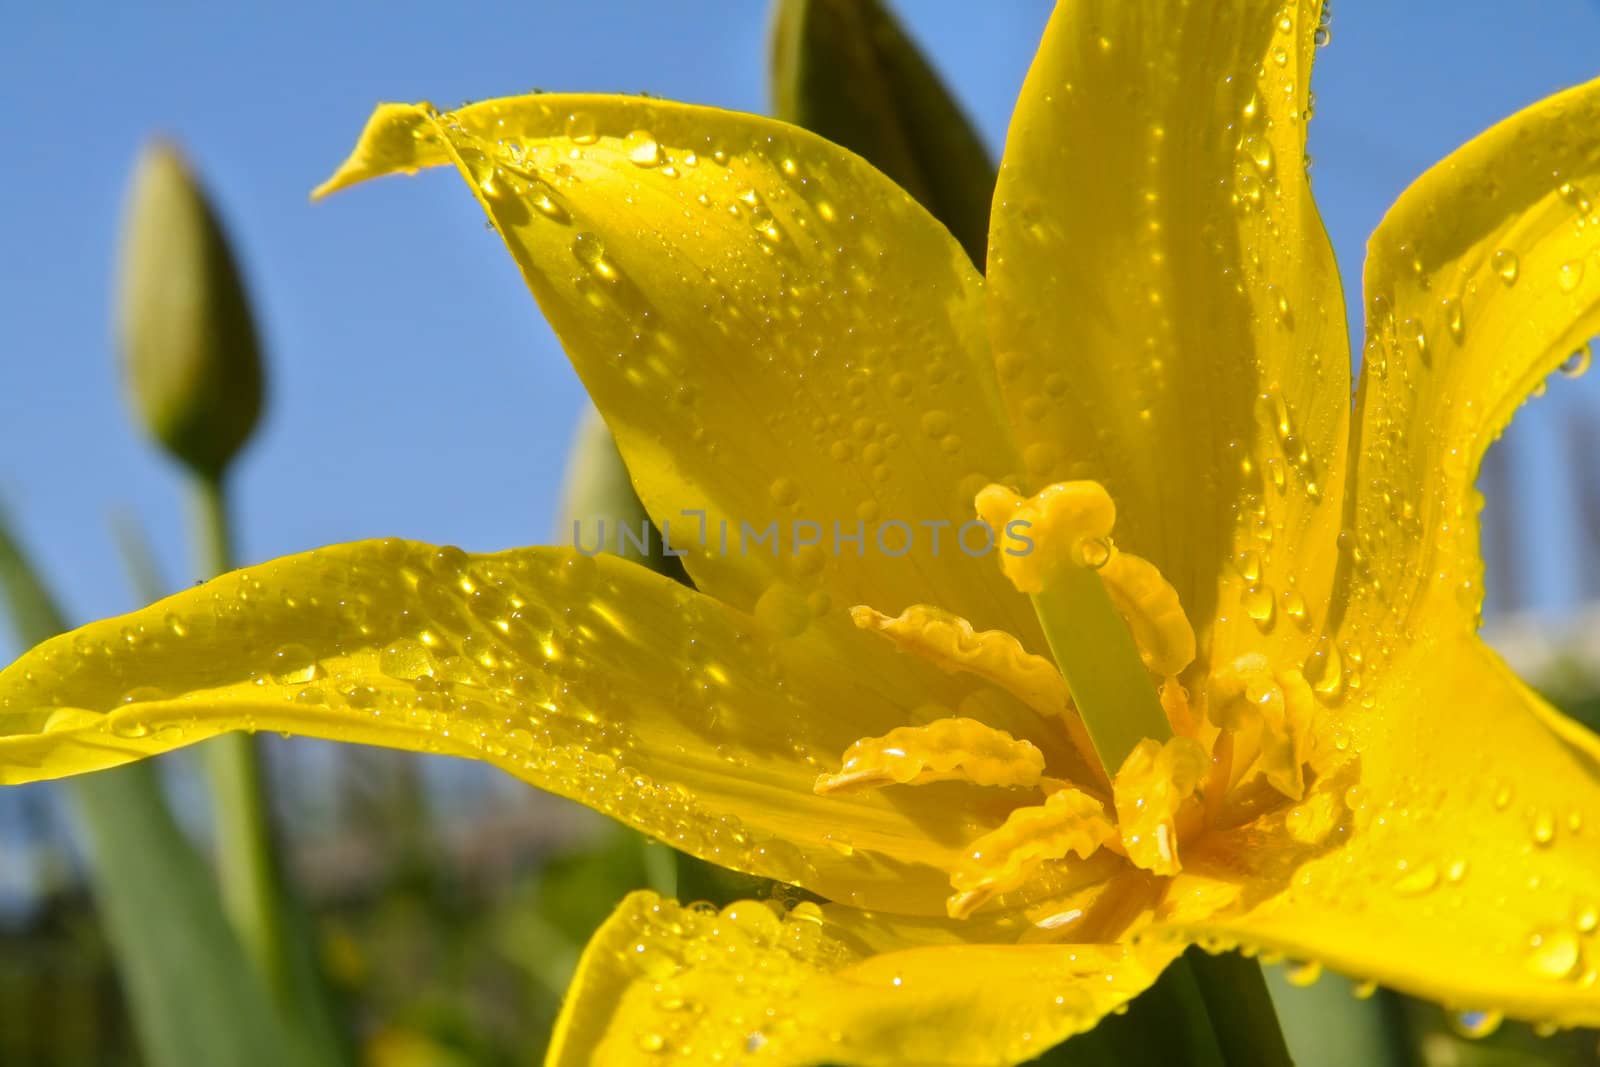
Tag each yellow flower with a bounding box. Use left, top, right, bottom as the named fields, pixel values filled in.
left=5, top=1, right=1600, bottom=1063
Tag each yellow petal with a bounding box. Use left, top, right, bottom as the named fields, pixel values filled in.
left=1335, top=74, right=1600, bottom=661
left=0, top=540, right=1021, bottom=914
left=988, top=2, right=1349, bottom=666
left=549, top=890, right=1176, bottom=1067
left=1175, top=636, right=1600, bottom=1028
left=317, top=95, right=1040, bottom=707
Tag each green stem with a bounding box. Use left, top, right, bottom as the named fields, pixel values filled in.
left=1030, top=563, right=1171, bottom=774
left=1039, top=951, right=1291, bottom=1066
left=1186, top=949, right=1295, bottom=1066
left=190, top=474, right=292, bottom=1006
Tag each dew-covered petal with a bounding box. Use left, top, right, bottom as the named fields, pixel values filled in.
left=0, top=541, right=1029, bottom=913
left=548, top=890, right=1178, bottom=1067
left=1334, top=75, right=1600, bottom=666
left=1172, top=636, right=1600, bottom=1029
left=317, top=96, right=1040, bottom=699
left=988, top=1, right=1350, bottom=670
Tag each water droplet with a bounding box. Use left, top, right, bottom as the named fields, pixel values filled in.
left=1402, top=317, right=1428, bottom=365
left=1239, top=549, right=1263, bottom=582
left=1246, top=135, right=1275, bottom=175
left=270, top=643, right=319, bottom=685
left=1392, top=861, right=1438, bottom=897
left=1558, top=258, right=1586, bottom=292
left=1442, top=297, right=1465, bottom=343
left=1284, top=959, right=1322, bottom=987
left=572, top=232, right=618, bottom=283
left=1492, top=248, right=1520, bottom=285
left=529, top=180, right=570, bottom=222
left=623, top=129, right=663, bottom=168
left=1526, top=925, right=1582, bottom=980
left=636, top=1032, right=666, bottom=1054
left=1351, top=979, right=1377, bottom=1000
left=768, top=477, right=798, bottom=506
left=1452, top=1010, right=1503, bottom=1039
left=1079, top=538, right=1112, bottom=569
left=380, top=638, right=434, bottom=681
left=1243, top=583, right=1276, bottom=630
left=1559, top=345, right=1591, bottom=378
left=1283, top=590, right=1308, bottom=626
left=1308, top=636, right=1345, bottom=703
left=564, top=111, right=598, bottom=145
left=1532, top=809, right=1557, bottom=847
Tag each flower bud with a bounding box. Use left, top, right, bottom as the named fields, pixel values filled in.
left=116, top=141, right=264, bottom=478
left=770, top=0, right=996, bottom=266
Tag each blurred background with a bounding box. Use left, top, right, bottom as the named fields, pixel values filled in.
left=1, top=0, right=1598, bottom=1064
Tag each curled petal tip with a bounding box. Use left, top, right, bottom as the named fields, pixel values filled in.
left=311, top=101, right=442, bottom=201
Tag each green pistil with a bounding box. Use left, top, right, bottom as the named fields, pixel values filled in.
left=1030, top=561, right=1172, bottom=776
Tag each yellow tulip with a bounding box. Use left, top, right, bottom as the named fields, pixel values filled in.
left=5, top=2, right=1600, bottom=1063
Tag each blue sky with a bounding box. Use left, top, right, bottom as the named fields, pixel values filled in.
left=1, top=0, right=1598, bottom=664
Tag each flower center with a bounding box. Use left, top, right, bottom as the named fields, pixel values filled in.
left=816, top=481, right=1320, bottom=922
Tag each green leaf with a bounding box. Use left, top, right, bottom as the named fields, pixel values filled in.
left=0, top=510, right=299, bottom=1067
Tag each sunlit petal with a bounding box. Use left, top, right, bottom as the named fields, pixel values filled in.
left=318, top=95, right=1041, bottom=701
left=548, top=890, right=1176, bottom=1067
left=988, top=1, right=1349, bottom=670
left=0, top=540, right=1033, bottom=913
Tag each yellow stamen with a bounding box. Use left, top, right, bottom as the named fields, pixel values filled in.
left=849, top=603, right=1102, bottom=775
left=1209, top=655, right=1317, bottom=800
left=946, top=787, right=1113, bottom=918
left=1112, top=736, right=1208, bottom=876
left=814, top=717, right=1046, bottom=795
left=849, top=604, right=1070, bottom=717
left=1097, top=552, right=1196, bottom=678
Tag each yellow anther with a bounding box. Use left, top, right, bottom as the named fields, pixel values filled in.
left=975, top=482, right=1115, bottom=594
left=1210, top=655, right=1317, bottom=800
left=1097, top=552, right=1196, bottom=678
left=946, top=787, right=1113, bottom=918
left=1112, top=736, right=1208, bottom=876
left=849, top=604, right=1070, bottom=716
left=814, top=717, right=1046, bottom=796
